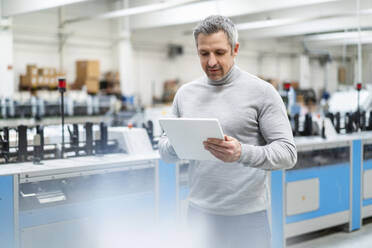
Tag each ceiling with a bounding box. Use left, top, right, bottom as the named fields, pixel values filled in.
left=3, top=0, right=372, bottom=45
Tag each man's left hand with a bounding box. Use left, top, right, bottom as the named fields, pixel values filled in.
left=203, top=135, right=242, bottom=162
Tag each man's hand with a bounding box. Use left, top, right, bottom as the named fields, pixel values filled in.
left=203, top=135, right=242, bottom=162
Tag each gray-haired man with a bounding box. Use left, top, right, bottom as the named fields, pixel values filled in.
left=159, top=15, right=297, bottom=248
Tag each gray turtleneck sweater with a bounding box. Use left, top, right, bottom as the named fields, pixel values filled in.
left=159, top=65, right=297, bottom=215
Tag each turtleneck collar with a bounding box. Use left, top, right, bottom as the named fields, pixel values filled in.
left=206, top=65, right=240, bottom=86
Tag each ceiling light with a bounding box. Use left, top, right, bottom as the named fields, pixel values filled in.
left=236, top=18, right=302, bottom=30
left=98, top=0, right=200, bottom=19
left=305, top=31, right=372, bottom=41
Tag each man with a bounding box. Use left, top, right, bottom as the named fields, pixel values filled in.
left=159, top=15, right=297, bottom=248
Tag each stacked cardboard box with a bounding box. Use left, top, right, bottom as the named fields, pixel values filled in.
left=162, top=79, right=179, bottom=103
left=38, top=67, right=58, bottom=89
left=19, top=75, right=29, bottom=90
left=26, top=65, right=38, bottom=89
left=338, top=66, right=347, bottom=84
left=19, top=65, right=63, bottom=91
left=74, top=60, right=100, bottom=94
left=102, top=71, right=121, bottom=94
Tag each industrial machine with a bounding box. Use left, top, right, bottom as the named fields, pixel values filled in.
left=0, top=121, right=159, bottom=248
left=166, top=133, right=372, bottom=248
left=0, top=92, right=119, bottom=119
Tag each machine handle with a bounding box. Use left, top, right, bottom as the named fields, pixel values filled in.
left=20, top=191, right=36, bottom=198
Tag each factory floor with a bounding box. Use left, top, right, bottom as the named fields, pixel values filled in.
left=287, top=218, right=372, bottom=248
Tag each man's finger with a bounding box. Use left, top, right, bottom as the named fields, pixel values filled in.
left=205, top=143, right=230, bottom=153
left=208, top=148, right=225, bottom=161
left=207, top=145, right=231, bottom=160
left=205, top=139, right=230, bottom=148
left=205, top=144, right=225, bottom=155
left=206, top=138, right=225, bottom=144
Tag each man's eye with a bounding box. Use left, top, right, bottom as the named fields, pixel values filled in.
left=216, top=51, right=225, bottom=55
left=201, top=53, right=209, bottom=56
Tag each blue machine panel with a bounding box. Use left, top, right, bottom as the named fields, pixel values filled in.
left=351, top=139, right=362, bottom=231
left=364, top=198, right=372, bottom=206
left=363, top=159, right=372, bottom=170
left=286, top=163, right=350, bottom=224
left=0, top=176, right=15, bottom=248
left=271, top=170, right=284, bottom=248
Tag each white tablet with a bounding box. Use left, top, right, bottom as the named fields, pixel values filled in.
left=159, top=118, right=225, bottom=161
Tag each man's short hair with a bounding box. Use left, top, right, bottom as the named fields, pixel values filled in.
left=193, top=15, right=238, bottom=50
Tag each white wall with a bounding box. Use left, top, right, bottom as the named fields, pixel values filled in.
left=362, top=45, right=372, bottom=84
left=130, top=37, right=305, bottom=105
left=12, top=3, right=116, bottom=86
left=0, top=27, right=14, bottom=97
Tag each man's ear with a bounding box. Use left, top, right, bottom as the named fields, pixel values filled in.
left=233, top=42, right=240, bottom=56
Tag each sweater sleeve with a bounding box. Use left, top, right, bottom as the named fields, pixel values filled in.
left=158, top=93, right=181, bottom=164
left=238, top=84, right=297, bottom=170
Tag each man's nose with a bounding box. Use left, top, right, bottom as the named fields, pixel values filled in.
left=208, top=54, right=217, bottom=67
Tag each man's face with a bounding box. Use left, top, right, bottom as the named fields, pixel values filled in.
left=197, top=31, right=239, bottom=81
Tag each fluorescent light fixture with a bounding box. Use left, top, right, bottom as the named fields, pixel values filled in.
left=2, top=0, right=90, bottom=17
left=98, top=0, right=200, bottom=19
left=235, top=6, right=372, bottom=32
left=305, top=31, right=372, bottom=41
left=304, top=31, right=372, bottom=45
left=360, top=8, right=372, bottom=15
left=236, top=18, right=302, bottom=30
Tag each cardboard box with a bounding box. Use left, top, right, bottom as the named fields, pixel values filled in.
left=76, top=60, right=100, bottom=80
left=49, top=76, right=57, bottom=89
left=74, top=78, right=85, bottom=88
left=291, top=82, right=300, bottom=90
left=19, top=75, right=29, bottom=90
left=39, top=67, right=57, bottom=77
left=27, top=65, right=38, bottom=76
left=27, top=75, right=38, bottom=89
left=50, top=68, right=56, bottom=77
left=104, top=71, right=115, bottom=83
left=56, top=71, right=66, bottom=79
left=104, top=71, right=120, bottom=85
left=38, top=76, right=45, bottom=87
left=44, top=77, right=50, bottom=86
left=38, top=68, right=46, bottom=77
left=114, top=72, right=120, bottom=82
left=85, top=78, right=99, bottom=94
left=338, top=66, right=346, bottom=84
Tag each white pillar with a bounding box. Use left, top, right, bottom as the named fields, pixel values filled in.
left=118, top=34, right=135, bottom=96
left=117, top=0, right=136, bottom=97
left=0, top=17, right=14, bottom=98
left=299, top=54, right=310, bottom=89
left=356, top=0, right=362, bottom=84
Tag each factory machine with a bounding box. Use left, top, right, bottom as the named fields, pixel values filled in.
left=0, top=121, right=159, bottom=248
left=0, top=92, right=120, bottom=119
left=269, top=133, right=372, bottom=247
left=282, top=84, right=372, bottom=139
left=158, top=133, right=372, bottom=248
